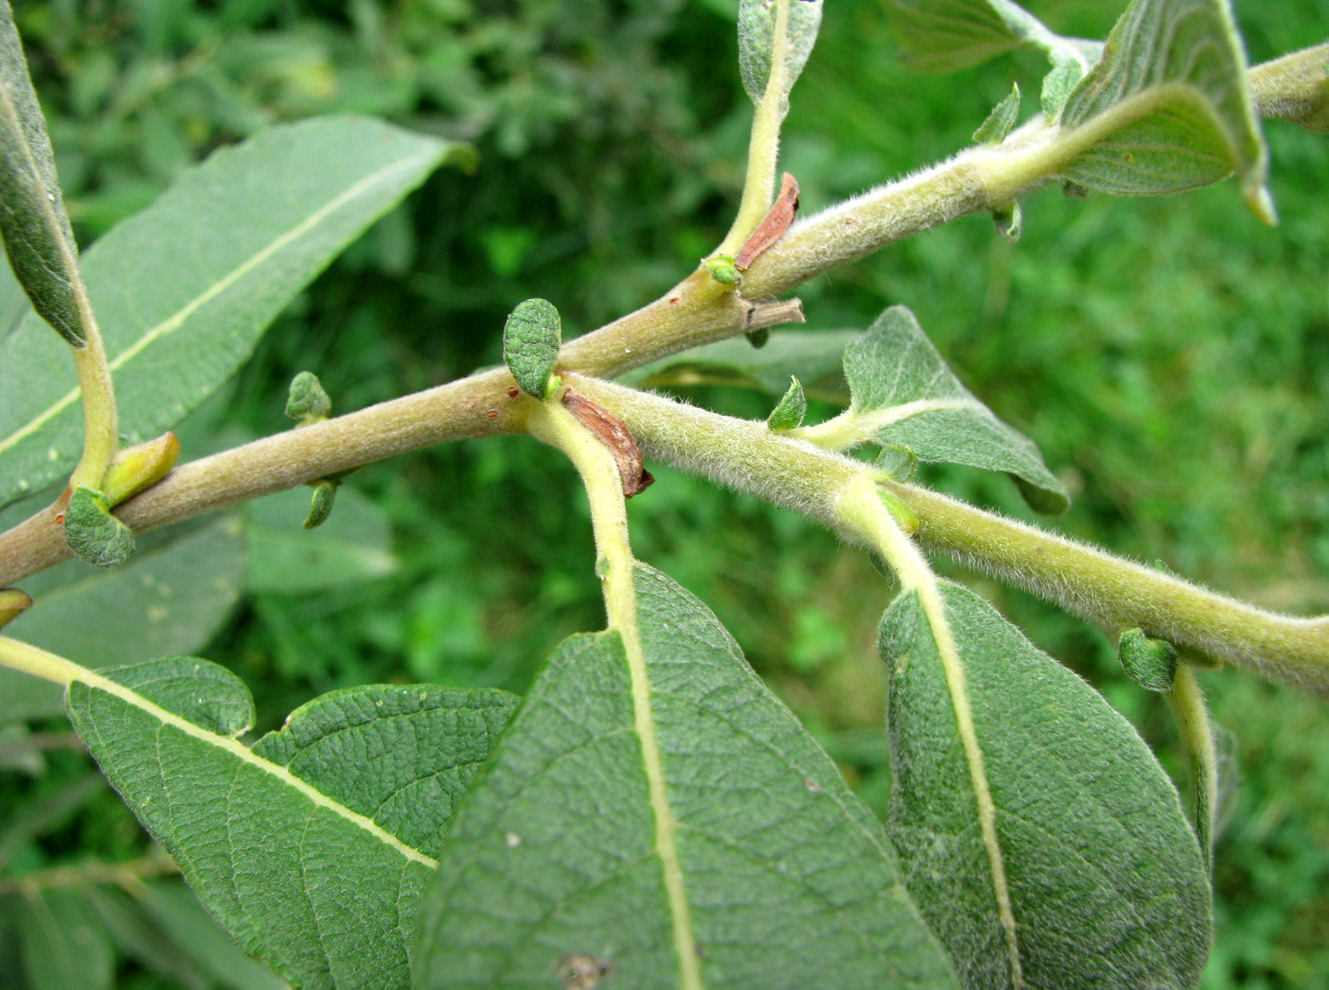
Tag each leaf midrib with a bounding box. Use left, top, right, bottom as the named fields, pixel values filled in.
left=0, top=149, right=437, bottom=459
left=75, top=666, right=438, bottom=869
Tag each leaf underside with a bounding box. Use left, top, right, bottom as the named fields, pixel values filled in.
left=882, top=581, right=1212, bottom=989
left=415, top=564, right=960, bottom=990
left=0, top=115, right=453, bottom=509
left=843, top=306, right=1069, bottom=514
left=67, top=660, right=517, bottom=990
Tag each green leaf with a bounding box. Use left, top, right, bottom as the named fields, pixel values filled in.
left=0, top=514, right=245, bottom=721
left=502, top=297, right=562, bottom=400
left=822, top=306, right=1068, bottom=513
left=973, top=82, right=1021, bottom=144
left=885, top=0, right=1102, bottom=77
left=0, top=2, right=85, bottom=347
left=19, top=888, right=114, bottom=990
left=414, top=563, right=960, bottom=990
left=0, top=116, right=455, bottom=509
left=881, top=581, right=1211, bottom=989
left=766, top=375, right=807, bottom=430
left=738, top=0, right=824, bottom=116
left=85, top=884, right=215, bottom=990
left=1057, top=0, right=1272, bottom=218
left=627, top=329, right=857, bottom=403
left=63, top=487, right=135, bottom=568
left=246, top=484, right=396, bottom=595
left=66, top=661, right=518, bottom=990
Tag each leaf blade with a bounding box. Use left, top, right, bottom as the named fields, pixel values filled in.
left=1058, top=0, right=1270, bottom=214
left=738, top=0, right=824, bottom=116
left=0, top=2, right=85, bottom=346
left=828, top=306, right=1068, bottom=513
left=882, top=580, right=1212, bottom=989
left=415, top=564, right=960, bottom=990
left=66, top=660, right=517, bottom=990
left=0, top=116, right=454, bottom=508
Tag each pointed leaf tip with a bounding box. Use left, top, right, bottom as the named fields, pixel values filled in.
left=767, top=375, right=807, bottom=430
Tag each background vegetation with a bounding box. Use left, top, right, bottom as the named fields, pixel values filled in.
left=2, top=1, right=1326, bottom=987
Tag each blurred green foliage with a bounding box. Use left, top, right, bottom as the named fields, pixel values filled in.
left=2, top=0, right=1326, bottom=987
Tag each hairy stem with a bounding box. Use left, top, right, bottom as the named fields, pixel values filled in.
left=717, top=0, right=792, bottom=258
left=563, top=376, right=1329, bottom=697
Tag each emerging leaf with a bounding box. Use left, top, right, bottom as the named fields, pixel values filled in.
left=415, top=564, right=960, bottom=990
left=882, top=581, right=1212, bottom=989
left=816, top=306, right=1069, bottom=513
left=64, top=487, right=135, bottom=567
left=99, top=431, right=180, bottom=504
left=738, top=0, right=824, bottom=117
left=0, top=2, right=85, bottom=347
left=1119, top=627, right=1180, bottom=691
left=66, top=660, right=518, bottom=990
left=973, top=83, right=1021, bottom=144
left=0, top=586, right=30, bottom=629
left=503, top=297, right=562, bottom=400
left=1057, top=0, right=1273, bottom=219
left=0, top=116, right=456, bottom=510
left=767, top=375, right=807, bottom=430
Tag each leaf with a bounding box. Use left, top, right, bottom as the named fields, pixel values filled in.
left=1118, top=627, right=1179, bottom=691
left=0, top=116, right=456, bottom=509
left=820, top=306, right=1068, bottom=513
left=246, top=484, right=397, bottom=595
left=881, top=580, right=1211, bottom=989
left=66, top=661, right=518, bottom=990
left=1057, top=0, right=1272, bottom=217
left=502, top=297, right=562, bottom=400
left=0, top=2, right=85, bottom=346
left=627, top=329, right=857, bottom=403
left=766, top=375, right=807, bottom=430
left=0, top=514, right=245, bottom=721
left=414, top=564, right=960, bottom=990
left=63, top=487, right=136, bottom=567
left=85, top=884, right=215, bottom=990
left=973, top=83, right=1021, bottom=144
left=885, top=0, right=1102, bottom=77
left=738, top=0, right=824, bottom=116
left=19, top=887, right=114, bottom=990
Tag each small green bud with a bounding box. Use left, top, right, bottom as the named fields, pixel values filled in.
left=100, top=432, right=180, bottom=505
left=992, top=202, right=1022, bottom=242
left=64, top=487, right=135, bottom=567
left=503, top=298, right=562, bottom=400
left=303, top=480, right=338, bottom=529
left=744, top=326, right=770, bottom=349
left=879, top=488, right=919, bottom=535
left=875, top=445, right=918, bottom=483
left=767, top=376, right=807, bottom=431
left=703, top=254, right=742, bottom=286
left=1118, top=628, right=1179, bottom=692
left=286, top=371, right=332, bottom=423
left=0, top=588, right=33, bottom=630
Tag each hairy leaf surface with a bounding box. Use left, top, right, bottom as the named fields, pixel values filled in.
left=738, top=0, right=823, bottom=116
left=826, top=306, right=1068, bottom=513
left=1058, top=0, right=1270, bottom=213
left=415, top=564, right=959, bottom=990
left=0, top=116, right=454, bottom=508
left=67, top=660, right=517, bottom=990
left=882, top=581, right=1211, bottom=989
